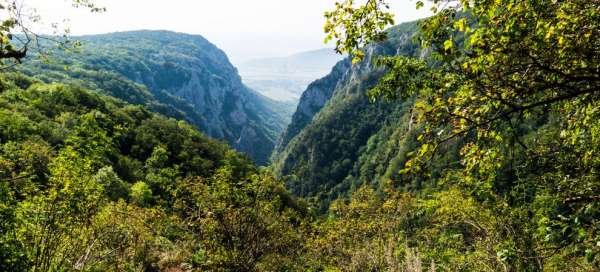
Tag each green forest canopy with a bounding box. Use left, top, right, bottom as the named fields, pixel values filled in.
left=323, top=0, right=600, bottom=270
left=0, top=0, right=599, bottom=271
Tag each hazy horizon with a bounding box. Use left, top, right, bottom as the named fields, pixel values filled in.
left=25, top=0, right=431, bottom=65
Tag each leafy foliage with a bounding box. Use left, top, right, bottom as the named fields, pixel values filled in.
left=324, top=0, right=395, bottom=63
left=0, top=74, right=304, bottom=271
left=0, top=0, right=104, bottom=67
left=300, top=0, right=600, bottom=270
left=2, top=0, right=599, bottom=270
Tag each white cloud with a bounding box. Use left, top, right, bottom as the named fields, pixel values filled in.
left=24, top=0, right=431, bottom=64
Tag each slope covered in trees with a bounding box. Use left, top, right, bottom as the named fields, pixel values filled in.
left=271, top=0, right=600, bottom=270
left=16, top=30, right=292, bottom=164
left=2, top=0, right=600, bottom=270
left=0, top=72, right=307, bottom=271
left=272, top=21, right=422, bottom=205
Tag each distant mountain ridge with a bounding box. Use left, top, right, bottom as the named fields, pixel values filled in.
left=238, top=48, right=344, bottom=102
left=18, top=30, right=289, bottom=164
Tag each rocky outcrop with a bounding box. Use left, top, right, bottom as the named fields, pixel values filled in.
left=271, top=20, right=423, bottom=197
left=273, top=59, right=351, bottom=155
left=72, top=30, right=288, bottom=164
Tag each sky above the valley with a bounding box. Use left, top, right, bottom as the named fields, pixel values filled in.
left=25, top=0, right=431, bottom=64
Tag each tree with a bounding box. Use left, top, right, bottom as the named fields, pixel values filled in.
left=324, top=0, right=395, bottom=63
left=94, top=166, right=129, bottom=201
left=16, top=147, right=105, bottom=272
left=175, top=167, right=305, bottom=271
left=130, top=181, right=152, bottom=207
left=0, top=0, right=104, bottom=66
left=325, top=0, right=600, bottom=269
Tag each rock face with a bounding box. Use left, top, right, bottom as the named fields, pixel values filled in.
left=23, top=30, right=289, bottom=164
left=272, top=59, right=351, bottom=155
left=271, top=21, right=422, bottom=200
left=271, top=26, right=419, bottom=158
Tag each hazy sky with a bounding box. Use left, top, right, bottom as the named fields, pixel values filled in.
left=26, top=0, right=431, bottom=64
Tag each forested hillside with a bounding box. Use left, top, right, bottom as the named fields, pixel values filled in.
left=270, top=0, right=600, bottom=270
left=272, top=21, right=422, bottom=205
left=17, top=30, right=291, bottom=164
left=1, top=0, right=600, bottom=271
left=0, top=72, right=307, bottom=271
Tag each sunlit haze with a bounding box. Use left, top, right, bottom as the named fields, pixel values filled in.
left=25, top=0, right=431, bottom=65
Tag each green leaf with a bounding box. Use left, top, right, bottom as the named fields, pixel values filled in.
left=416, top=1, right=424, bottom=9
left=444, top=39, right=453, bottom=51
